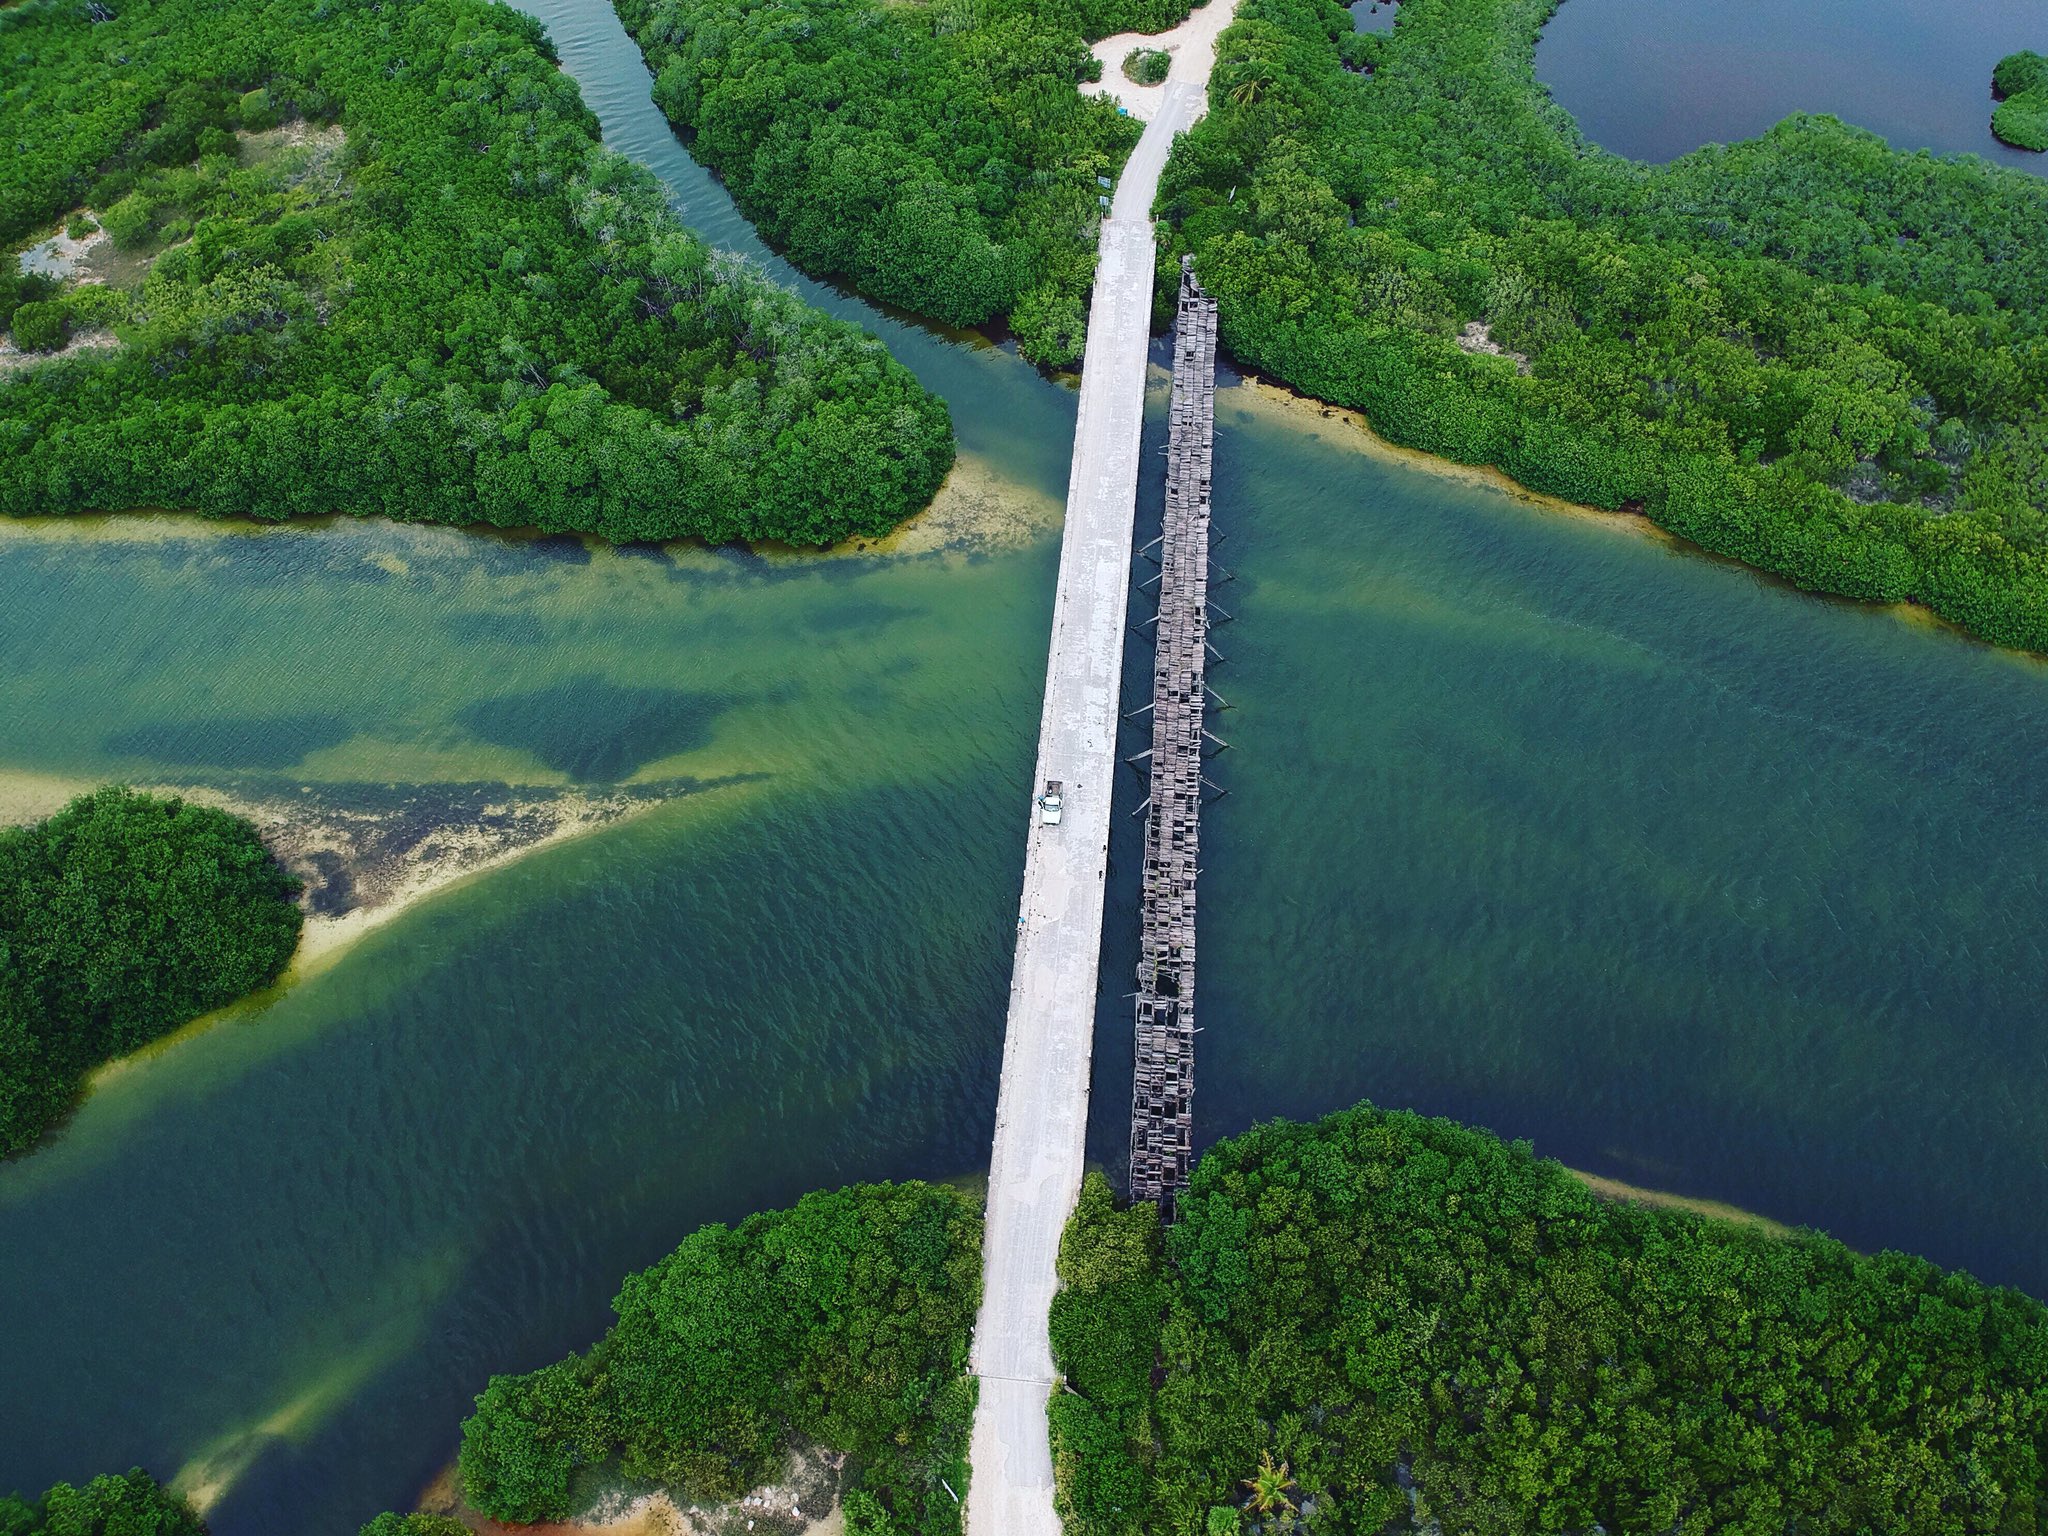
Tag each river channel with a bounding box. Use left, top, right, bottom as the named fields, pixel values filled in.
left=3, top=1, right=2046, bottom=1531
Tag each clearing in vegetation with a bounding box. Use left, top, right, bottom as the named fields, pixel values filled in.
left=0, top=0, right=953, bottom=543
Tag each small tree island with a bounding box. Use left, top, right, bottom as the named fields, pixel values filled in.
left=1993, top=50, right=2048, bottom=151
left=0, top=787, right=303, bottom=1156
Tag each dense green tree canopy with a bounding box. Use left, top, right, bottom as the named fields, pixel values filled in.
left=0, top=787, right=302, bottom=1156
left=1051, top=1107, right=2048, bottom=1535
left=0, top=1470, right=205, bottom=1536
left=616, top=0, right=1197, bottom=366
left=0, top=0, right=952, bottom=543
left=432, top=1104, right=2048, bottom=1536
left=457, top=1181, right=980, bottom=1534
left=1156, top=0, right=2048, bottom=648
left=1993, top=53, right=2048, bottom=153
left=1994, top=50, right=2048, bottom=102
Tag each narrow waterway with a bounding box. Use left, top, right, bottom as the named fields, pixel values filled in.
left=2, top=2, right=2046, bottom=1532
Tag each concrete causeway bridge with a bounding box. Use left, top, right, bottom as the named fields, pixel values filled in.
left=966, top=80, right=1221, bottom=1536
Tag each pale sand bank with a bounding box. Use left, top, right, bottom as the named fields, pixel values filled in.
left=1567, top=1165, right=1794, bottom=1238
left=274, top=785, right=674, bottom=976
left=0, top=770, right=688, bottom=984
left=1228, top=370, right=2040, bottom=657
left=1227, top=370, right=1661, bottom=535
left=416, top=1445, right=848, bottom=1536
left=847, top=451, right=1062, bottom=559
left=0, top=447, right=1058, bottom=561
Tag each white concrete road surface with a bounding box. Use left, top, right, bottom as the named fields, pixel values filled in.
left=966, top=79, right=1208, bottom=1536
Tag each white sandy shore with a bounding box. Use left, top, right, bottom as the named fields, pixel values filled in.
left=1080, top=0, right=1242, bottom=123
left=1227, top=368, right=1666, bottom=534
left=829, top=449, right=1063, bottom=559
left=0, top=441, right=1061, bottom=561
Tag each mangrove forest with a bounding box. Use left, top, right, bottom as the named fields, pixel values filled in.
left=614, top=0, right=1201, bottom=367
left=1049, top=1108, right=2048, bottom=1534
left=374, top=1106, right=2048, bottom=1533
left=0, top=0, right=953, bottom=543
left=451, top=1180, right=981, bottom=1535
left=1158, top=0, right=2048, bottom=648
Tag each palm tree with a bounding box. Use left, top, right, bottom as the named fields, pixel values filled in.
left=1239, top=1449, right=1297, bottom=1517
left=1229, top=71, right=1271, bottom=107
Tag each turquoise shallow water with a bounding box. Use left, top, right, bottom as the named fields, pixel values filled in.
left=3, top=2, right=2047, bottom=1531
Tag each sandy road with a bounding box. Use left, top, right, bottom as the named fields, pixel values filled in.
left=965, top=78, right=1209, bottom=1536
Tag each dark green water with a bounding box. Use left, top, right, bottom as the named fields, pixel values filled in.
left=1537, top=0, right=2048, bottom=177
left=3, top=2, right=2047, bottom=1531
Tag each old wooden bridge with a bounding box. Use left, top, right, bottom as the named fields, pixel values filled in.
left=1128, top=257, right=1221, bottom=1215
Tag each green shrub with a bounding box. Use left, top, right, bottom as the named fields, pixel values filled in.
left=8, top=299, right=68, bottom=352
left=457, top=1359, right=607, bottom=1524
left=355, top=1519, right=467, bottom=1536
left=1993, top=48, right=2048, bottom=100
left=0, top=787, right=302, bottom=1155
left=64, top=213, right=97, bottom=238
left=1993, top=90, right=2048, bottom=152
left=96, top=192, right=155, bottom=247
left=1123, top=47, right=1172, bottom=85
left=842, top=1490, right=900, bottom=1536
left=63, top=284, right=129, bottom=330
left=237, top=88, right=280, bottom=130
left=1010, top=283, right=1089, bottom=370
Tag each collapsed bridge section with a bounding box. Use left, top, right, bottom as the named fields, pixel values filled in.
left=1129, top=257, right=1220, bottom=1217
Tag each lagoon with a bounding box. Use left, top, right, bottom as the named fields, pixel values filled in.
left=1537, top=0, right=2048, bottom=176
left=3, top=1, right=2047, bottom=1531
